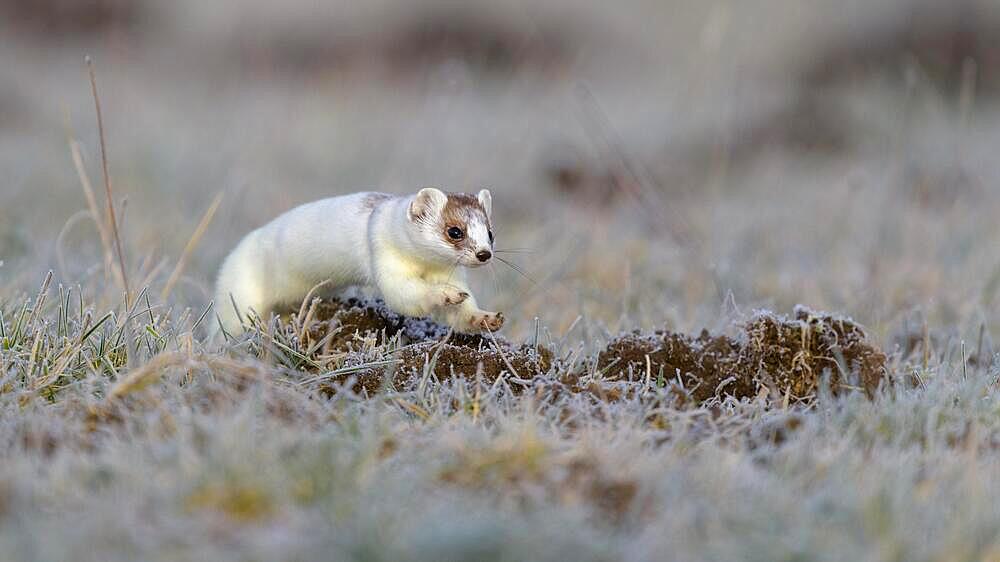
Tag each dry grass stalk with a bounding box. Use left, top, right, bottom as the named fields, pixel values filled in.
left=69, top=139, right=122, bottom=288
left=86, top=56, right=130, bottom=297
left=160, top=191, right=224, bottom=301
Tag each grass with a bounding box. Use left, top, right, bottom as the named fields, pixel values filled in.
left=3, top=278, right=1000, bottom=561
left=3, top=221, right=1000, bottom=561
left=6, top=1, right=1000, bottom=559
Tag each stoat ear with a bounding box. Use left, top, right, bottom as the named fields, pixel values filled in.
left=409, top=187, right=448, bottom=221
left=477, top=189, right=492, bottom=218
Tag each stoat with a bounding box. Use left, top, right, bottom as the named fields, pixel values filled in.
left=214, top=187, right=503, bottom=335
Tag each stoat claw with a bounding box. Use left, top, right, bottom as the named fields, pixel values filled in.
left=472, top=311, right=504, bottom=332
left=440, top=286, right=470, bottom=306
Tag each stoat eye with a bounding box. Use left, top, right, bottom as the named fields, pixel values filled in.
left=488, top=230, right=494, bottom=243
left=447, top=226, right=465, bottom=240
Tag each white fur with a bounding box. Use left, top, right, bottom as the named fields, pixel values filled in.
left=214, top=189, right=500, bottom=335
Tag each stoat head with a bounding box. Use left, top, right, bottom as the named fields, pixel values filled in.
left=407, top=187, right=494, bottom=267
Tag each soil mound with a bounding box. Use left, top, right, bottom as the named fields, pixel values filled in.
left=289, top=299, right=886, bottom=404
left=594, top=306, right=887, bottom=403
left=740, top=306, right=886, bottom=398
left=346, top=340, right=554, bottom=396
left=291, top=298, right=552, bottom=395
left=593, top=330, right=749, bottom=403
left=303, top=298, right=451, bottom=352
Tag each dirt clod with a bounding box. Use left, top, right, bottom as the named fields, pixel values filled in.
left=303, top=298, right=451, bottom=352
left=740, top=306, right=887, bottom=399
left=297, top=298, right=552, bottom=396
left=294, top=299, right=886, bottom=405
left=593, top=306, right=886, bottom=404
left=342, top=340, right=553, bottom=396
left=593, top=329, right=749, bottom=404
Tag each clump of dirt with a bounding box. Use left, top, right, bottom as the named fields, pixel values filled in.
left=341, top=339, right=554, bottom=396
left=300, top=298, right=451, bottom=353
left=400, top=340, right=550, bottom=383
left=293, top=298, right=886, bottom=405
left=591, top=330, right=751, bottom=404
left=295, top=298, right=552, bottom=396
left=592, top=306, right=886, bottom=404
left=740, top=306, right=887, bottom=399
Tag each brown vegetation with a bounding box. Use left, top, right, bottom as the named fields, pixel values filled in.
left=291, top=299, right=886, bottom=405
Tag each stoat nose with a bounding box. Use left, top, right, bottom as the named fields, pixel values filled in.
left=476, top=250, right=492, bottom=262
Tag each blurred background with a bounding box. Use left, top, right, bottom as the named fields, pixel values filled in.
left=2, top=0, right=1000, bottom=346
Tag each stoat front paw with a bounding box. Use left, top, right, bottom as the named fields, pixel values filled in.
left=470, top=311, right=504, bottom=332
left=438, top=285, right=470, bottom=306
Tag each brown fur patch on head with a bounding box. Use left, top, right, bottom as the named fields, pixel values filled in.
left=441, top=193, right=489, bottom=247
left=362, top=192, right=393, bottom=210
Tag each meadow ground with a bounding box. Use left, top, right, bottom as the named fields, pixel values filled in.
left=4, top=1, right=1000, bottom=560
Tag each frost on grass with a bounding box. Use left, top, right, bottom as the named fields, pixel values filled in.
left=280, top=298, right=885, bottom=404
left=0, top=280, right=993, bottom=562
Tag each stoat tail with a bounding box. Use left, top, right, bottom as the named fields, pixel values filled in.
left=207, top=288, right=244, bottom=342
left=209, top=237, right=265, bottom=341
